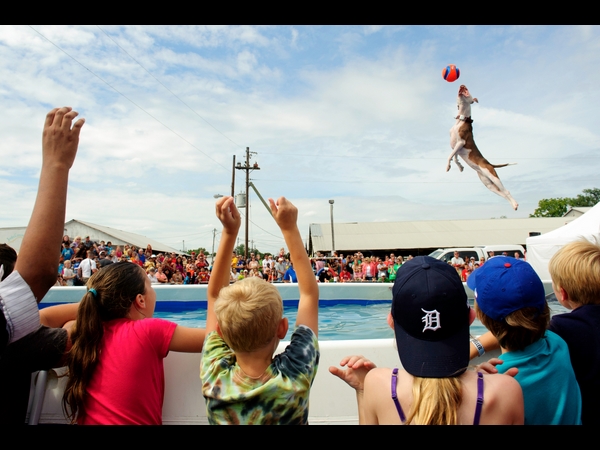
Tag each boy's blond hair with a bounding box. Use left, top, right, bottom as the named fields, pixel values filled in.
left=214, top=277, right=283, bottom=352
left=549, top=239, right=600, bottom=306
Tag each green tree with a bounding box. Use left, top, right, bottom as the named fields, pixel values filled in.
left=573, top=188, right=600, bottom=206
left=234, top=244, right=262, bottom=257
left=530, top=188, right=600, bottom=217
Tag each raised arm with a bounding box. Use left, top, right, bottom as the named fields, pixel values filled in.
left=206, top=196, right=240, bottom=334
left=15, top=107, right=84, bottom=302
left=269, top=197, right=319, bottom=335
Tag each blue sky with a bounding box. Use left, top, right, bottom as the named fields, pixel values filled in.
left=1, top=25, right=598, bottom=253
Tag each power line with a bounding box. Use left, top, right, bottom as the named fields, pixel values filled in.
left=152, top=229, right=217, bottom=240
left=27, top=25, right=229, bottom=172
left=259, top=151, right=600, bottom=160
left=237, top=209, right=282, bottom=239
left=253, top=178, right=600, bottom=185
left=96, top=26, right=243, bottom=151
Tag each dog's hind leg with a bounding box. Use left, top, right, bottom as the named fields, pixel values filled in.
left=447, top=139, right=465, bottom=172
left=476, top=171, right=519, bottom=210
left=454, top=154, right=464, bottom=172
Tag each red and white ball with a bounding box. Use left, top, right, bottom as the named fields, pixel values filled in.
left=442, top=65, right=460, bottom=82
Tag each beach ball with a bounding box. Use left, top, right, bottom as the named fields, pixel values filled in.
left=442, top=65, right=460, bottom=82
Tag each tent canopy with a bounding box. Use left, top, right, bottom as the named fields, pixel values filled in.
left=526, top=203, right=600, bottom=281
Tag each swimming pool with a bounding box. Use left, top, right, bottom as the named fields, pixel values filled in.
left=42, top=282, right=568, bottom=340
left=154, top=300, right=395, bottom=340
left=36, top=283, right=568, bottom=424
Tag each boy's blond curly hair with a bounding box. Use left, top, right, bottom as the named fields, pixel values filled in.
left=549, top=239, right=600, bottom=306
left=214, top=277, right=283, bottom=352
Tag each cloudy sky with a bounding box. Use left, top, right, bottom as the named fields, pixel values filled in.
left=1, top=25, right=598, bottom=253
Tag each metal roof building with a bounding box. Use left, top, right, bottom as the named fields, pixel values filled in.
left=63, top=220, right=185, bottom=255
left=308, top=217, right=575, bottom=256
left=1, top=220, right=184, bottom=255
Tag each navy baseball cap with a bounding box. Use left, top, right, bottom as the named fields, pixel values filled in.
left=391, top=256, right=470, bottom=378
left=467, top=256, right=545, bottom=321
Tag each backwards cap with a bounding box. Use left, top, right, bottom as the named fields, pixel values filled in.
left=392, top=256, right=469, bottom=378
left=467, top=256, right=545, bottom=321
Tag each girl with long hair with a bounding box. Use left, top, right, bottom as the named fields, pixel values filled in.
left=330, top=256, right=524, bottom=425
left=63, top=262, right=205, bottom=424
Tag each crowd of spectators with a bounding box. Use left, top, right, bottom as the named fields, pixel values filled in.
left=57, top=236, right=530, bottom=286
left=450, top=250, right=527, bottom=282
left=310, top=251, right=416, bottom=283
left=57, top=238, right=429, bottom=286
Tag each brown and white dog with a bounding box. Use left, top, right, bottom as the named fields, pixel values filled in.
left=446, top=85, right=518, bottom=210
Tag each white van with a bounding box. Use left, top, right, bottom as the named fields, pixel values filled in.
left=478, top=245, right=525, bottom=259
left=429, top=245, right=525, bottom=264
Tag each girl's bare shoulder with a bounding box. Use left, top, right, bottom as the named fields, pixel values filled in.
left=465, top=371, right=524, bottom=424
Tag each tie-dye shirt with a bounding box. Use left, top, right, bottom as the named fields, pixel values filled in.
left=200, top=325, right=319, bottom=425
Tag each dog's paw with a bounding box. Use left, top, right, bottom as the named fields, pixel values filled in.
left=458, top=165, right=464, bottom=172
left=445, top=164, right=451, bottom=172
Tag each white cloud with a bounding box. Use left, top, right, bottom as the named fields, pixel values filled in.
left=1, top=25, right=599, bottom=253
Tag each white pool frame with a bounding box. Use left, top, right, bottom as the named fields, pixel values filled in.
left=32, top=281, right=551, bottom=424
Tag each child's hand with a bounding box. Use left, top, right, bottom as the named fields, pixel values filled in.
left=476, top=357, right=519, bottom=377
left=215, top=196, right=240, bottom=235
left=42, top=107, right=85, bottom=170
left=329, top=355, right=377, bottom=392
left=268, top=197, right=298, bottom=232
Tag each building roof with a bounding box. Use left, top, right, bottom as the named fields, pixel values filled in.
left=309, top=217, right=574, bottom=253
left=563, top=206, right=593, bottom=217
left=64, top=219, right=185, bottom=255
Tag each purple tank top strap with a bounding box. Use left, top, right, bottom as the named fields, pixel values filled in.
left=391, top=368, right=406, bottom=423
left=473, top=371, right=484, bottom=425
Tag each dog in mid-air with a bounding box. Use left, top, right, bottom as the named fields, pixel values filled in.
left=446, top=85, right=518, bottom=210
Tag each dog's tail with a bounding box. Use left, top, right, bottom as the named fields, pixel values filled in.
left=492, top=162, right=517, bottom=169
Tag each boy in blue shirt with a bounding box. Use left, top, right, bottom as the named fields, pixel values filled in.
left=468, top=256, right=582, bottom=425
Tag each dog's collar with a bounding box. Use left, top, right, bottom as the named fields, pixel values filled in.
left=455, top=115, right=473, bottom=123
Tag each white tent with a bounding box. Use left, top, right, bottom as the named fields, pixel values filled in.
left=526, top=203, right=600, bottom=281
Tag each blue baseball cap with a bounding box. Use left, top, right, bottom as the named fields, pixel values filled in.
left=467, top=256, right=545, bottom=321
left=392, top=256, right=470, bottom=378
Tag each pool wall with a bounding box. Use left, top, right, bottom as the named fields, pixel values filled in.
left=32, top=281, right=541, bottom=424
left=34, top=338, right=501, bottom=425
left=41, top=280, right=556, bottom=305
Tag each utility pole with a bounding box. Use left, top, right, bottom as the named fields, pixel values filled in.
left=235, top=147, right=260, bottom=260
left=231, top=155, right=236, bottom=197
left=329, top=200, right=335, bottom=255
left=211, top=228, right=217, bottom=264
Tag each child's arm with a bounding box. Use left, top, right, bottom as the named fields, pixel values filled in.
left=15, top=107, right=84, bottom=302
left=39, top=303, right=79, bottom=328
left=269, top=197, right=319, bottom=335
left=329, top=355, right=377, bottom=424
left=469, top=330, right=501, bottom=360
left=169, top=326, right=206, bottom=352
left=206, top=197, right=240, bottom=334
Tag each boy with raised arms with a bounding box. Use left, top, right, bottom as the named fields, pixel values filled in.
left=201, top=196, right=319, bottom=424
